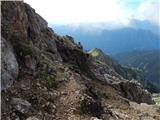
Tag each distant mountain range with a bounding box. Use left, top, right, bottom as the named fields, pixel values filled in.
left=53, top=26, right=160, bottom=55
left=113, top=50, right=160, bottom=93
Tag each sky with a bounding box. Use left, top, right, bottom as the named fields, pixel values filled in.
left=24, top=0, right=159, bottom=26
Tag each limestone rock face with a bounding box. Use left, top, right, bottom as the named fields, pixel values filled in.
left=1, top=37, right=19, bottom=90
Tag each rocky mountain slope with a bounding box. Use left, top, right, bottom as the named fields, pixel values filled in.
left=89, top=48, right=160, bottom=93
left=89, top=48, right=144, bottom=81
left=1, top=1, right=160, bottom=120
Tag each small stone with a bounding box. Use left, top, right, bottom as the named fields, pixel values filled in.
left=36, top=83, right=41, bottom=86
left=61, top=91, right=68, bottom=95
left=11, top=98, right=31, bottom=114
left=11, top=112, right=20, bottom=120
left=90, top=117, right=102, bottom=120
left=75, top=90, right=80, bottom=95
left=26, top=116, right=41, bottom=120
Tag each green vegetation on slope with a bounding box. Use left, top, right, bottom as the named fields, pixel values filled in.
left=153, top=94, right=160, bottom=106
left=14, top=41, right=37, bottom=59
left=89, top=48, right=100, bottom=57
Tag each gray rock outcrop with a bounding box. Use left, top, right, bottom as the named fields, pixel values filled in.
left=11, top=98, right=31, bottom=114
left=113, top=80, right=155, bottom=104
left=1, top=37, right=19, bottom=90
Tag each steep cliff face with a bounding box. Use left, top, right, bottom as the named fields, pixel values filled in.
left=2, top=1, right=28, bottom=41
left=1, top=1, right=160, bottom=120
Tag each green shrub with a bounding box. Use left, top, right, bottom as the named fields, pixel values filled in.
left=47, top=75, right=57, bottom=88
left=48, top=96, right=55, bottom=103
left=153, top=94, right=160, bottom=106
left=14, top=41, right=37, bottom=58
left=96, top=90, right=109, bottom=99
left=95, top=60, right=105, bottom=65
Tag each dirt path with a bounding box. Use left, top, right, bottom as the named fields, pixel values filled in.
left=55, top=72, right=89, bottom=120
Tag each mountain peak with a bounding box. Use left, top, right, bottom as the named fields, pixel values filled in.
left=89, top=48, right=103, bottom=57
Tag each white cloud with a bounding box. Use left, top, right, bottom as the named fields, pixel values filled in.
left=24, top=0, right=128, bottom=25
left=24, top=0, right=159, bottom=26
left=132, top=0, right=160, bottom=25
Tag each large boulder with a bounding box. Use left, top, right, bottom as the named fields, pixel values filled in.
left=80, top=96, right=103, bottom=118
left=113, top=80, right=154, bottom=104
left=1, top=37, right=19, bottom=90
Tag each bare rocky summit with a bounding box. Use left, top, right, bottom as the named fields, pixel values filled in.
left=1, top=1, right=160, bottom=120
